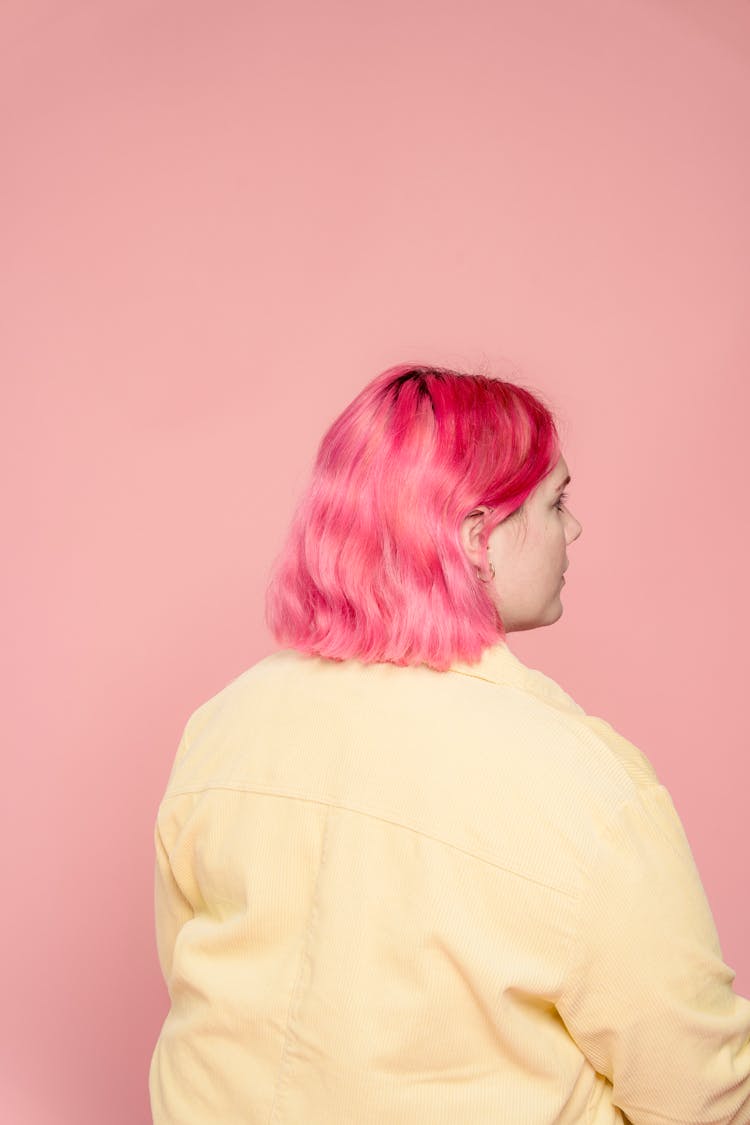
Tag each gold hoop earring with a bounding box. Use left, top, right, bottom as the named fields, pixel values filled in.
left=476, top=561, right=495, bottom=583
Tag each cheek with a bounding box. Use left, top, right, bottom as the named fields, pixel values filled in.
left=548, top=521, right=566, bottom=562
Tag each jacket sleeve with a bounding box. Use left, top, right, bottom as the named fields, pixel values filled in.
left=153, top=814, right=194, bottom=987
left=557, top=783, right=750, bottom=1125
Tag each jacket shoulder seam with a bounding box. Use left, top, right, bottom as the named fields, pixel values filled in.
left=449, top=673, right=653, bottom=797
left=158, top=783, right=578, bottom=899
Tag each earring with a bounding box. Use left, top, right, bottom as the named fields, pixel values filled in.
left=476, top=561, right=495, bottom=582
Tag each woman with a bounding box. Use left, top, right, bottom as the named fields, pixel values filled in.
left=150, top=363, right=750, bottom=1124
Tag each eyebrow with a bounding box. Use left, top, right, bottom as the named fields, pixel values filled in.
left=555, top=475, right=571, bottom=494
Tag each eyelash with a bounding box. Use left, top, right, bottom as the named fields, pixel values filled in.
left=554, top=491, right=569, bottom=512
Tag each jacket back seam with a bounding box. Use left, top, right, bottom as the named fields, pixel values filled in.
left=267, top=800, right=332, bottom=1125
left=159, top=782, right=578, bottom=899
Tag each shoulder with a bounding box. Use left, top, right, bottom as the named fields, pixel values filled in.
left=159, top=647, right=669, bottom=900
left=169, top=646, right=661, bottom=827
left=181, top=647, right=659, bottom=783
left=446, top=646, right=662, bottom=804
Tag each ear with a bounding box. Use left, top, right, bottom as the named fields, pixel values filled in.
left=459, top=507, right=492, bottom=569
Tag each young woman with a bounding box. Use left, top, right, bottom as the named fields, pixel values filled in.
left=150, top=364, right=750, bottom=1124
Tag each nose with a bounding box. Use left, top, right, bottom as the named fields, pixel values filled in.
left=566, top=511, right=583, bottom=543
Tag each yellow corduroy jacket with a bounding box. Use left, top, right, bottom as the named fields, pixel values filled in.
left=150, top=642, right=750, bottom=1125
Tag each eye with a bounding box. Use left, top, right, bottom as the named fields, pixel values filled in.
left=554, top=491, right=569, bottom=512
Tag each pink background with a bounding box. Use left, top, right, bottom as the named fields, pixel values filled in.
left=4, top=1, right=750, bottom=1121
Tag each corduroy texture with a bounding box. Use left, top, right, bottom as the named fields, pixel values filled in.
left=150, top=644, right=750, bottom=1124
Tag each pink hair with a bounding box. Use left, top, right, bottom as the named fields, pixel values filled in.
left=264, top=364, right=561, bottom=671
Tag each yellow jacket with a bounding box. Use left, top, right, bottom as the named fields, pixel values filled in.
left=150, top=642, right=750, bottom=1124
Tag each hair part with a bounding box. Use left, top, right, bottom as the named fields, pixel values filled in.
left=264, top=363, right=560, bottom=671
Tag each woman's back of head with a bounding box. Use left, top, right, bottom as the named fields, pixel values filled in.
left=264, top=363, right=561, bottom=671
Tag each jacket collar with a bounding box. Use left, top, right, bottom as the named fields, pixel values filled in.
left=448, top=641, right=585, bottom=717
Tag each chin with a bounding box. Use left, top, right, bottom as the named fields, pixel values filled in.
left=507, top=610, right=562, bottom=633
left=550, top=599, right=564, bottom=622
left=501, top=597, right=564, bottom=632
left=539, top=599, right=565, bottom=628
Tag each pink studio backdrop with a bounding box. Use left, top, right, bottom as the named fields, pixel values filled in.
left=4, top=1, right=749, bottom=1121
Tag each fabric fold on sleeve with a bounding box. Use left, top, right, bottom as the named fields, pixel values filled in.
left=557, top=783, right=750, bottom=1125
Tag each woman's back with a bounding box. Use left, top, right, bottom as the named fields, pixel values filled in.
left=150, top=642, right=750, bottom=1124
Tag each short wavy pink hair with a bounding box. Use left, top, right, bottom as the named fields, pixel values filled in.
left=264, top=363, right=561, bottom=671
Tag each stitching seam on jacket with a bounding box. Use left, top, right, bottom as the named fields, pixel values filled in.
left=447, top=671, right=647, bottom=796
left=161, top=784, right=577, bottom=899
left=267, top=800, right=331, bottom=1125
